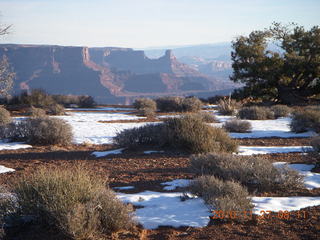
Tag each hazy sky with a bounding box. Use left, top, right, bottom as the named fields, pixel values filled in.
left=0, top=0, right=319, bottom=48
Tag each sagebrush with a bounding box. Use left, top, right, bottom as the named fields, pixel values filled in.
left=190, top=153, right=303, bottom=192
left=238, top=106, right=275, bottom=120
left=223, top=119, right=252, bottom=133
left=114, top=115, right=237, bottom=153
left=11, top=165, right=134, bottom=239
left=290, top=108, right=320, bottom=133
left=188, top=175, right=253, bottom=212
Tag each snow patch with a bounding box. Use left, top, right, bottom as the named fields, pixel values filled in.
left=161, top=179, right=190, bottom=190
left=0, top=141, right=32, bottom=151
left=92, top=148, right=124, bottom=157
left=238, top=146, right=312, bottom=155
left=118, top=191, right=210, bottom=229
left=0, top=165, right=15, bottom=174
left=252, top=196, right=320, bottom=214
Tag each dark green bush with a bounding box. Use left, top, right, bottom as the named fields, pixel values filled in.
left=12, top=165, right=134, bottom=239
left=271, top=105, right=292, bottom=118
left=21, top=89, right=55, bottom=107
left=114, top=115, right=238, bottom=153
left=238, top=106, right=275, bottom=120
left=188, top=176, right=253, bottom=212
left=223, top=119, right=252, bottom=133
left=290, top=109, right=320, bottom=133
left=190, top=153, right=303, bottom=192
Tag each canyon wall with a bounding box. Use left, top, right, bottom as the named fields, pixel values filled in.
left=0, top=44, right=236, bottom=103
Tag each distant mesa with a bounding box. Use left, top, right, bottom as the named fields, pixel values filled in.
left=0, top=44, right=238, bottom=104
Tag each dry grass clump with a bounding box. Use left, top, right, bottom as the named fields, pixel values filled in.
left=223, top=119, right=252, bottom=133
left=9, top=165, right=134, bottom=239
left=114, top=115, right=237, bottom=153
left=188, top=176, right=253, bottom=212
left=290, top=109, right=320, bottom=133
left=133, top=98, right=157, bottom=118
left=217, top=98, right=241, bottom=115
left=0, top=107, right=11, bottom=125
left=190, top=153, right=303, bottom=192
left=238, top=106, right=275, bottom=120
left=271, top=105, right=292, bottom=118
left=156, top=96, right=202, bottom=112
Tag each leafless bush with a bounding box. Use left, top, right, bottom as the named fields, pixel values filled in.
left=217, top=98, right=241, bottom=115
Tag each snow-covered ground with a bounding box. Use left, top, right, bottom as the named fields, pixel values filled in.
left=238, top=146, right=312, bottom=155
left=55, top=112, right=153, bottom=144
left=252, top=197, right=320, bottom=214
left=211, top=117, right=315, bottom=138
left=0, top=141, right=32, bottom=151
left=0, top=165, right=15, bottom=174
left=118, top=191, right=210, bottom=229
left=118, top=190, right=320, bottom=229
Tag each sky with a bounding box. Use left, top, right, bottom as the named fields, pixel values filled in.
left=0, top=0, right=319, bottom=49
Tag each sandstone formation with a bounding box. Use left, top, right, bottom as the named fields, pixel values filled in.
left=0, top=44, right=236, bottom=103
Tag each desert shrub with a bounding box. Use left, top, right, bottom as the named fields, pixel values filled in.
left=29, top=106, right=47, bottom=118
left=188, top=176, right=253, bottom=212
left=271, top=105, right=292, bottom=118
left=78, top=96, right=96, bottom=108
left=21, top=89, right=55, bottom=107
left=190, top=153, right=303, bottom=192
left=290, top=109, right=320, bottom=133
left=223, top=119, right=252, bottom=133
left=156, top=97, right=182, bottom=112
left=238, top=106, right=275, bottom=120
left=114, top=123, right=163, bottom=149
left=198, top=112, right=217, bottom=123
left=217, top=98, right=241, bottom=115
left=156, top=96, right=202, bottom=112
left=12, top=166, right=134, bottom=239
left=0, top=107, right=11, bottom=125
left=115, top=115, right=238, bottom=153
left=163, top=115, right=237, bottom=153
left=25, top=117, right=72, bottom=145
left=181, top=97, right=203, bottom=112
left=2, top=118, right=72, bottom=145
left=0, top=121, right=31, bottom=141
left=48, top=103, right=65, bottom=115
left=133, top=98, right=157, bottom=117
